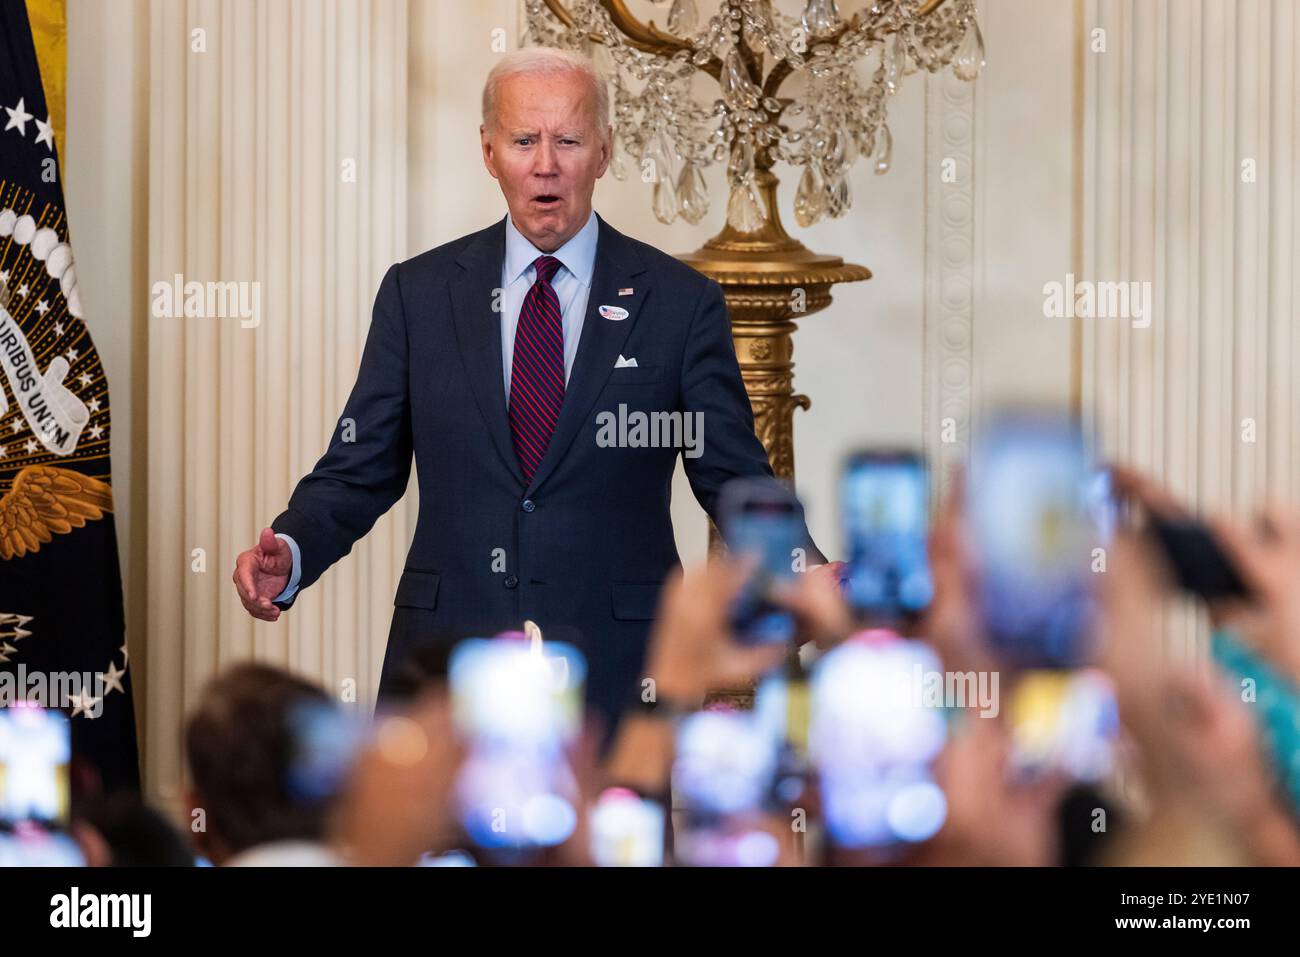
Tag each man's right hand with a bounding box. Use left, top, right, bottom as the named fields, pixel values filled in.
left=232, top=527, right=292, bottom=622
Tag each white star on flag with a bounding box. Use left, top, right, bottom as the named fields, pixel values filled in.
left=34, top=116, right=55, bottom=151
left=88, top=398, right=101, bottom=412
left=3, top=97, right=32, bottom=135
left=35, top=300, right=49, bottom=315
left=68, top=688, right=103, bottom=719
left=53, top=321, right=64, bottom=335
left=78, top=373, right=92, bottom=387
left=88, top=424, right=103, bottom=440
left=65, top=348, right=78, bottom=362
left=99, top=662, right=126, bottom=695
left=15, top=284, right=27, bottom=298
left=23, top=439, right=37, bottom=454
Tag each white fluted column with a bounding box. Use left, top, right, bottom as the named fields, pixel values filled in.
left=145, top=0, right=410, bottom=810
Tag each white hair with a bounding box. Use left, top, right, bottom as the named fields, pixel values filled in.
left=482, top=47, right=610, bottom=134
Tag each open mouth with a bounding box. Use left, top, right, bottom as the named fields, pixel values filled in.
left=532, top=195, right=562, bottom=207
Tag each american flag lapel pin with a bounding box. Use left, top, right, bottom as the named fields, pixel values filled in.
left=618, top=287, right=634, bottom=296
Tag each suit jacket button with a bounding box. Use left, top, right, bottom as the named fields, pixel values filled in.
left=521, top=499, right=536, bottom=513
left=504, top=574, right=519, bottom=589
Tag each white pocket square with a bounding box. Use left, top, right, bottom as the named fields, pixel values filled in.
left=615, top=354, right=638, bottom=368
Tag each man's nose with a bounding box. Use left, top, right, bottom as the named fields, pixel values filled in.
left=533, top=139, right=559, bottom=175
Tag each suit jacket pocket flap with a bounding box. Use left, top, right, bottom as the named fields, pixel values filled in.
left=394, top=570, right=441, bottom=610
left=611, top=581, right=661, bottom=621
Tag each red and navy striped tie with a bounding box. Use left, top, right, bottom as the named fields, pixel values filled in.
left=508, top=254, right=566, bottom=483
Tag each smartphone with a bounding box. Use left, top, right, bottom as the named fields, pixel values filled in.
left=808, top=636, right=948, bottom=851
left=840, top=450, right=933, bottom=621
left=286, top=700, right=364, bottom=804
left=717, top=478, right=805, bottom=646
left=1007, top=669, right=1118, bottom=781
left=448, top=637, right=586, bottom=853
left=1084, top=467, right=1120, bottom=546
left=968, top=412, right=1098, bottom=667
left=589, top=787, right=666, bottom=867
left=672, top=708, right=783, bottom=866
left=0, top=706, right=71, bottom=827
left=1146, top=515, right=1250, bottom=601
left=0, top=824, right=85, bottom=866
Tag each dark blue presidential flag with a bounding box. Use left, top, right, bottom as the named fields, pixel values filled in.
left=0, top=0, right=139, bottom=792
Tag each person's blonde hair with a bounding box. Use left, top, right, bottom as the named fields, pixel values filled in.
left=482, top=46, right=610, bottom=134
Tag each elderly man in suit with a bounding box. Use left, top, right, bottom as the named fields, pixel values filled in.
left=233, top=46, right=825, bottom=735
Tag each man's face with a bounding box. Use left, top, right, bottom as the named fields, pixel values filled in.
left=481, top=70, right=610, bottom=252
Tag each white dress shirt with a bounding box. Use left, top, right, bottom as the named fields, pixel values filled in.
left=273, top=210, right=600, bottom=604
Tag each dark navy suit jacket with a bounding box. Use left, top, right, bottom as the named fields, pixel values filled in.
left=271, top=213, right=801, bottom=733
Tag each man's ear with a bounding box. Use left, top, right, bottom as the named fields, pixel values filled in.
left=595, top=124, right=613, bottom=178
left=480, top=125, right=500, bottom=180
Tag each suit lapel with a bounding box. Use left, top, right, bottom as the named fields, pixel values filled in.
left=525, top=215, right=648, bottom=496
left=449, top=217, right=525, bottom=486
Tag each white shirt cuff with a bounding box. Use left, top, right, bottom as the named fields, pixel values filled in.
left=272, top=532, right=302, bottom=603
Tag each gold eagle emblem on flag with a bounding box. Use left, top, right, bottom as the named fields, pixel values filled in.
left=0, top=464, right=112, bottom=559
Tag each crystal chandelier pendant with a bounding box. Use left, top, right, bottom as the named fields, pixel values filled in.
left=726, top=177, right=767, bottom=233
left=826, top=125, right=853, bottom=170
left=668, top=0, right=698, bottom=37
left=610, top=136, right=629, bottom=181
left=677, top=162, right=709, bottom=224
left=644, top=132, right=673, bottom=185
left=654, top=176, right=681, bottom=224
left=801, top=0, right=843, bottom=39
left=873, top=123, right=893, bottom=175
left=953, top=22, right=986, bottom=82
left=794, top=162, right=827, bottom=227
left=902, top=24, right=921, bottom=75
left=721, top=49, right=760, bottom=110
left=727, top=136, right=756, bottom=187
left=882, top=32, right=905, bottom=95
left=645, top=132, right=680, bottom=223
left=824, top=170, right=850, bottom=218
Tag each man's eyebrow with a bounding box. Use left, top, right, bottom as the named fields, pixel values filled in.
left=507, top=130, right=586, bottom=139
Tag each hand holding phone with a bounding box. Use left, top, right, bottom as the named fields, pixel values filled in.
left=717, top=478, right=806, bottom=646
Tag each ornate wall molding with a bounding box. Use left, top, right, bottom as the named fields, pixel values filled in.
left=923, top=69, right=977, bottom=500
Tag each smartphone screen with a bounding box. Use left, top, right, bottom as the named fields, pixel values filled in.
left=968, top=413, right=1098, bottom=667
left=448, top=638, right=586, bottom=853
left=841, top=451, right=933, bottom=621
left=718, top=478, right=804, bottom=646
left=1007, top=669, right=1118, bottom=781
left=589, top=787, right=666, bottom=867
left=0, top=706, right=71, bottom=827
left=286, top=700, right=364, bottom=804
left=672, top=708, right=783, bottom=867
left=809, top=636, right=948, bottom=851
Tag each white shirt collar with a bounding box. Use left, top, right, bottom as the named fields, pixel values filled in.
left=503, top=209, right=599, bottom=288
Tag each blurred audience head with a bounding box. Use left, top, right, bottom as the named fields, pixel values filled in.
left=73, top=792, right=194, bottom=867
left=183, top=663, right=339, bottom=865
